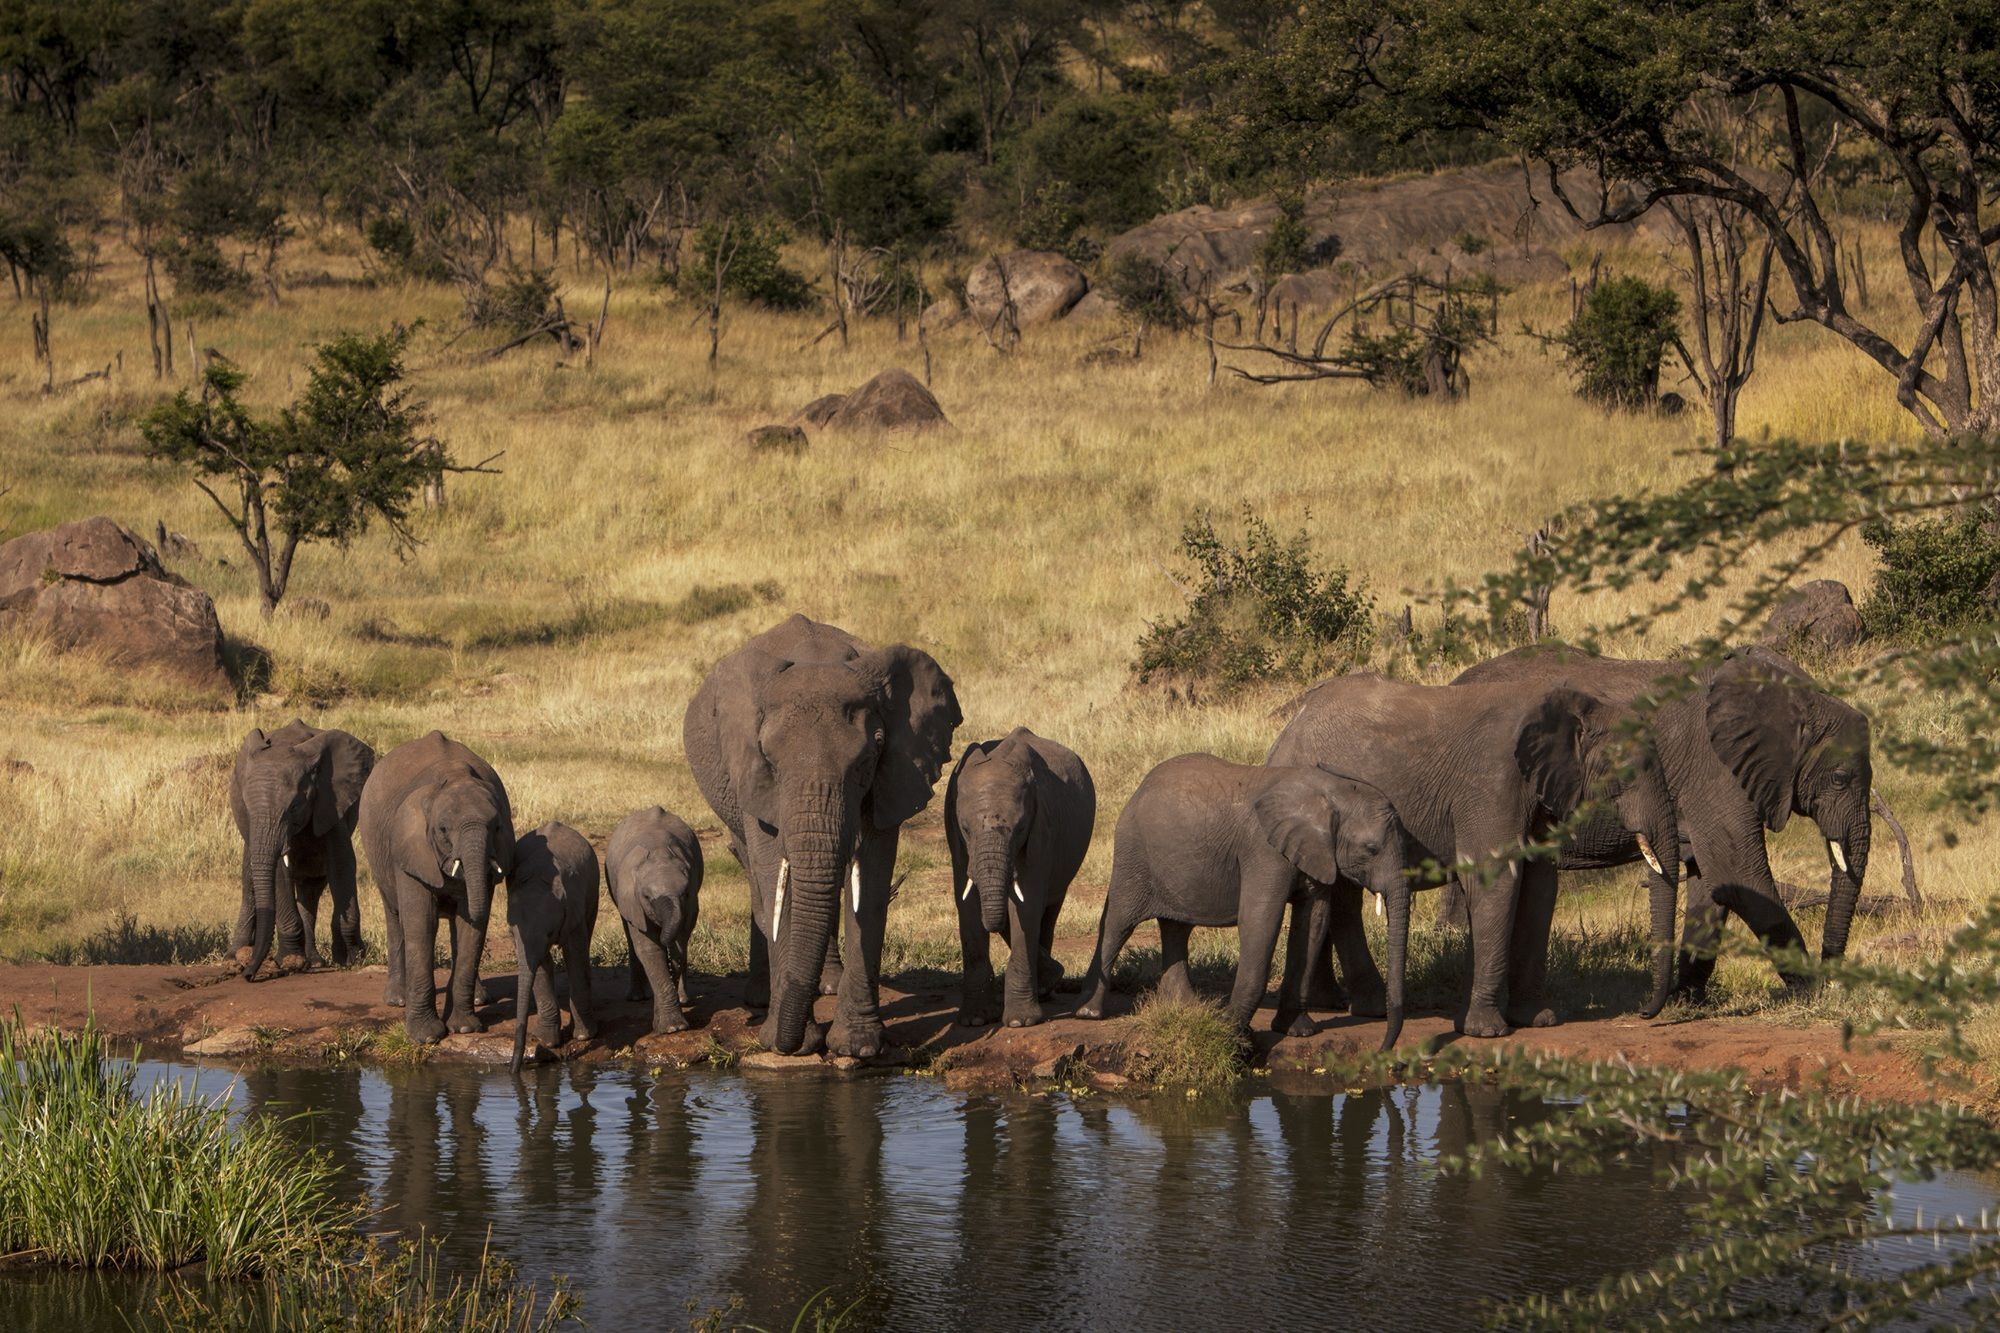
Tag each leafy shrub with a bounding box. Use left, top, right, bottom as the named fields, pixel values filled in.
left=1100, top=252, right=1195, bottom=330
left=1555, top=275, right=1681, bottom=408
left=365, top=215, right=416, bottom=266
left=0, top=210, right=79, bottom=294
left=1860, top=512, right=2000, bottom=640
left=1136, top=507, right=1374, bottom=690
left=1256, top=198, right=1337, bottom=279
left=464, top=266, right=559, bottom=333
left=1016, top=181, right=1100, bottom=263
left=681, top=219, right=814, bottom=311
left=1124, top=995, right=1245, bottom=1094
left=163, top=235, right=251, bottom=296
left=1012, top=94, right=1172, bottom=236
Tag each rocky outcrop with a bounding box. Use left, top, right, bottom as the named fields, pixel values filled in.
left=0, top=516, right=231, bottom=694
left=965, top=250, right=1089, bottom=330
left=1761, top=580, right=1867, bottom=653
left=794, top=369, right=949, bottom=433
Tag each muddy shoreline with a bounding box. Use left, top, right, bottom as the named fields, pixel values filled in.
left=0, top=959, right=1968, bottom=1106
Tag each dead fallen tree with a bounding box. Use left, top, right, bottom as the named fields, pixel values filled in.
left=1213, top=271, right=1500, bottom=399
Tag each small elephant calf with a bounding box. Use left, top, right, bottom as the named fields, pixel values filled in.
left=607, top=806, right=703, bottom=1035
left=945, top=728, right=1095, bottom=1029
left=1075, top=754, right=1410, bottom=1041
left=507, top=821, right=600, bottom=1072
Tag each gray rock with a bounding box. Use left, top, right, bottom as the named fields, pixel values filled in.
left=184, top=1026, right=263, bottom=1057
left=436, top=1032, right=525, bottom=1065
left=1761, top=579, right=1867, bottom=653
left=741, top=1050, right=835, bottom=1077
left=821, top=369, right=948, bottom=433
left=965, top=250, right=1089, bottom=330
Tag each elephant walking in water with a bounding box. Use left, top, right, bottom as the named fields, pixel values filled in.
left=1269, top=677, right=1682, bottom=1037
left=944, top=727, right=1095, bottom=1029
left=1454, top=644, right=1872, bottom=997
left=360, top=731, right=516, bottom=1044
left=228, top=720, right=374, bottom=979
left=683, top=615, right=960, bottom=1057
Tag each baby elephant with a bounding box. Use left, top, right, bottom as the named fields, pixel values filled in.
left=1075, top=755, right=1410, bottom=1042
left=507, top=821, right=600, bottom=1073
left=607, top=806, right=703, bottom=1035
left=945, top=728, right=1096, bottom=1028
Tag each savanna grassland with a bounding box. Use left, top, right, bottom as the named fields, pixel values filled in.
left=0, top=212, right=1975, bottom=1032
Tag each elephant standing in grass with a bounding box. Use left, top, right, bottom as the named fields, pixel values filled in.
left=1270, top=677, right=1683, bottom=1037
left=360, top=731, right=516, bottom=1044
left=607, top=805, right=703, bottom=1036
left=508, top=821, right=600, bottom=1072
left=683, top=615, right=960, bottom=1057
left=944, top=728, right=1095, bottom=1029
left=229, top=720, right=374, bottom=979
left=1074, top=755, right=1412, bottom=1044
left=1454, top=644, right=1872, bottom=996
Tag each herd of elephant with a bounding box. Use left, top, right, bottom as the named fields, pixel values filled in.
left=228, top=614, right=1873, bottom=1065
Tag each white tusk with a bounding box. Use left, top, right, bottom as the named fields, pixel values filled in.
left=958, top=879, right=972, bottom=902
left=1012, top=878, right=1024, bottom=904
left=490, top=859, right=503, bottom=882
left=850, top=860, right=863, bottom=915
left=281, top=852, right=289, bottom=868
left=1636, top=834, right=1664, bottom=877
left=1375, top=891, right=1384, bottom=918
left=1829, top=840, right=1848, bottom=874
left=447, top=857, right=461, bottom=878
left=773, top=858, right=789, bottom=942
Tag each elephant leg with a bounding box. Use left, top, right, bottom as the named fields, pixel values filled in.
left=329, top=838, right=363, bottom=967
left=1272, top=897, right=1317, bottom=1036
left=399, top=887, right=446, bottom=1043
left=565, top=933, right=596, bottom=1041
left=1434, top=879, right=1472, bottom=931
left=828, top=831, right=895, bottom=1058
left=1226, top=884, right=1288, bottom=1037
left=1156, top=920, right=1197, bottom=1003
left=293, top=876, right=328, bottom=970
left=1075, top=877, right=1149, bottom=1020
left=1504, top=859, right=1560, bottom=1028
left=442, top=901, right=488, bottom=1035
left=1037, top=893, right=1068, bottom=997
left=1304, top=896, right=1355, bottom=1012
left=956, top=891, right=998, bottom=1027
left=1709, top=874, right=1811, bottom=987
left=532, top=956, right=561, bottom=1047
left=819, top=928, right=844, bottom=998
left=234, top=846, right=255, bottom=966
left=623, top=921, right=649, bottom=1002
left=1001, top=891, right=1045, bottom=1028
left=1327, top=885, right=1382, bottom=1016
left=746, top=921, right=770, bottom=1013
left=1675, top=870, right=1726, bottom=1000
left=1460, top=859, right=1522, bottom=1039
left=631, top=930, right=685, bottom=1034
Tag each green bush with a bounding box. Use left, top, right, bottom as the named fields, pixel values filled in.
left=682, top=219, right=814, bottom=311
left=1099, top=252, right=1194, bottom=330
left=1860, top=512, right=2000, bottom=639
left=1136, top=507, right=1374, bottom=690
left=1556, top=275, right=1681, bottom=408
left=1124, top=995, right=1245, bottom=1094
left=365, top=215, right=417, bottom=267
left=1016, top=181, right=1099, bottom=263
left=465, top=266, right=559, bottom=333
left=1012, top=94, right=1172, bottom=237
left=162, top=235, right=251, bottom=296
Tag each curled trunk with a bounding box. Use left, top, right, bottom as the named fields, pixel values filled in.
left=242, top=827, right=282, bottom=980
left=973, top=835, right=1013, bottom=936
left=774, top=808, right=845, bottom=1054
left=1381, top=874, right=1411, bottom=1051
left=1820, top=823, right=1871, bottom=961
left=510, top=926, right=536, bottom=1074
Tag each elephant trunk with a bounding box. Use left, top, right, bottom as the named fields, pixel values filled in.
left=510, top=925, right=537, bottom=1074
left=973, top=834, right=1014, bottom=936
left=457, top=823, right=494, bottom=932
left=1638, top=826, right=1681, bottom=1019
left=1820, top=817, right=1871, bottom=961
left=1380, top=870, right=1410, bottom=1052
left=242, top=823, right=284, bottom=980
left=773, top=786, right=847, bottom=1054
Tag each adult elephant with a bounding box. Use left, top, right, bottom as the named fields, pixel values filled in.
left=229, top=720, right=374, bottom=979
left=1269, top=675, right=1682, bottom=1036
left=683, top=614, right=960, bottom=1057
left=359, top=731, right=516, bottom=1043
left=1454, top=644, right=1872, bottom=996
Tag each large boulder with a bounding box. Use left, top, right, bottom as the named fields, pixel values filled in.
left=798, top=369, right=949, bottom=433
left=964, top=250, right=1089, bottom=330
left=1760, top=579, right=1867, bottom=653
left=0, top=516, right=231, bottom=694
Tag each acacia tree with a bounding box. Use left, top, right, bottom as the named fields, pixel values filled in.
left=1236, top=1, right=2000, bottom=437
left=140, top=329, right=491, bottom=616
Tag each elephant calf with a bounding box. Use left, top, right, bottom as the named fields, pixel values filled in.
left=607, top=806, right=703, bottom=1036
left=945, top=728, right=1095, bottom=1029
left=508, top=821, right=601, bottom=1073
left=1075, top=755, right=1411, bottom=1043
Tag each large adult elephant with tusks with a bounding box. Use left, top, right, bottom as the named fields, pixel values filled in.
left=684, top=615, right=961, bottom=1057
left=1454, top=644, right=1872, bottom=996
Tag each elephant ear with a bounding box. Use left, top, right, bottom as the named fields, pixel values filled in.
left=717, top=649, right=790, bottom=828
left=1515, top=688, right=1608, bottom=820
left=1253, top=770, right=1342, bottom=884
left=862, top=644, right=962, bottom=830
left=391, top=790, right=445, bottom=889
left=1706, top=653, right=1806, bottom=832
left=309, top=730, right=376, bottom=837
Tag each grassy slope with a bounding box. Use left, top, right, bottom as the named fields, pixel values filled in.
left=0, top=217, right=1975, bottom=1032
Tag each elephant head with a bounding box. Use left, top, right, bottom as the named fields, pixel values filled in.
left=948, top=731, right=1044, bottom=935
left=231, top=721, right=374, bottom=979
left=1253, top=768, right=1411, bottom=1049
left=1517, top=688, right=1684, bottom=1016
left=1706, top=648, right=1872, bottom=960
left=724, top=642, right=959, bottom=1053
left=391, top=770, right=516, bottom=944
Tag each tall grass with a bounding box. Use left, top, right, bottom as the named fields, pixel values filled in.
left=0, top=1014, right=351, bottom=1274
left=1124, top=995, right=1246, bottom=1094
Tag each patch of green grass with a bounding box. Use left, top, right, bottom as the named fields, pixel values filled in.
left=0, top=1014, right=353, bottom=1274
left=28, top=913, right=231, bottom=967
left=695, top=1033, right=738, bottom=1069
left=1123, top=994, right=1246, bottom=1095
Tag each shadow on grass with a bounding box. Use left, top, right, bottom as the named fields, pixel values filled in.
left=34, top=914, right=232, bottom=967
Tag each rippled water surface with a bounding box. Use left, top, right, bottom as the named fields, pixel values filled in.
left=3, top=1060, right=1992, bottom=1330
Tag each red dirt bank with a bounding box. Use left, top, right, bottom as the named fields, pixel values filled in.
left=0, top=960, right=1963, bottom=1106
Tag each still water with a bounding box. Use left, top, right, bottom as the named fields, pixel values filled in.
left=2, top=1059, right=1993, bottom=1330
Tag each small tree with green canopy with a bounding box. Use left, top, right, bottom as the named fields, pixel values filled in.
left=140, top=329, right=490, bottom=617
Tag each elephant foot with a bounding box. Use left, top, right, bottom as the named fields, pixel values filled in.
left=1458, top=1004, right=1512, bottom=1039
left=234, top=946, right=256, bottom=971
left=406, top=1012, right=448, bottom=1045
left=1073, top=994, right=1110, bottom=1021
left=383, top=985, right=405, bottom=1009
left=1506, top=1005, right=1561, bottom=1029
left=827, top=1016, right=886, bottom=1059
left=626, top=981, right=650, bottom=1004
left=818, top=965, right=844, bottom=997
left=757, top=1014, right=826, bottom=1056
left=279, top=952, right=308, bottom=974
left=447, top=1011, right=486, bottom=1035
left=1346, top=984, right=1387, bottom=1019
left=474, top=980, right=495, bottom=1008
left=1273, top=1010, right=1316, bottom=1038
left=958, top=1004, right=998, bottom=1028
left=1002, top=1002, right=1046, bottom=1029
left=534, top=1018, right=561, bottom=1048
left=652, top=1008, right=690, bottom=1035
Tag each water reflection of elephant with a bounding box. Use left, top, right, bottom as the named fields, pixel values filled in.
left=951, top=1096, right=1066, bottom=1319
left=507, top=1067, right=604, bottom=1220
left=378, top=1067, right=498, bottom=1248
left=240, top=1066, right=371, bottom=1200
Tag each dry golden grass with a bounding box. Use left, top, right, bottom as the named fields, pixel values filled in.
left=0, top=216, right=1978, bottom=1026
